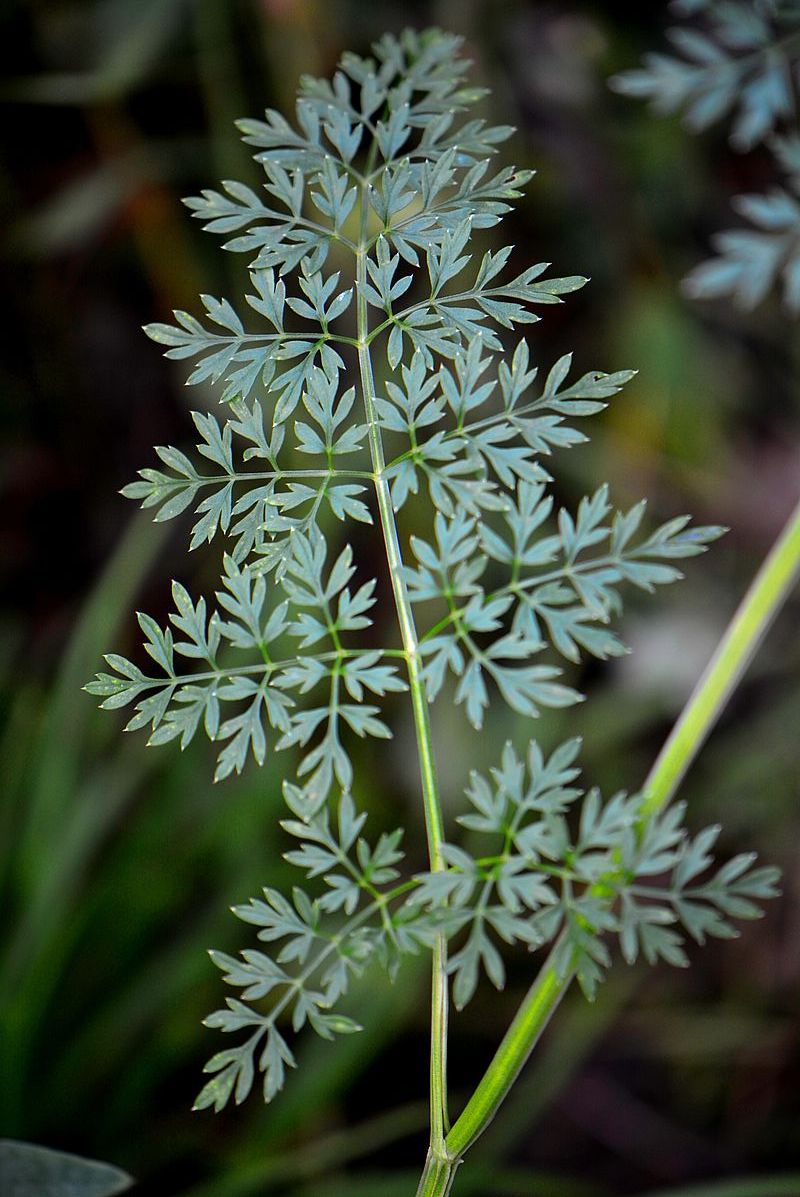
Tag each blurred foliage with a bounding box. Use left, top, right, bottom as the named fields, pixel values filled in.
left=1, top=2, right=798, bottom=1195
left=0, top=1139, right=132, bottom=1197
left=612, top=1, right=800, bottom=313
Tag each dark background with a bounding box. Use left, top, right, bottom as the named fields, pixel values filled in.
left=1, top=2, right=799, bottom=1195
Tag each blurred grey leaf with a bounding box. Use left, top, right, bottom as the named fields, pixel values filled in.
left=8, top=141, right=201, bottom=256
left=0, top=1141, right=132, bottom=1197
left=1, top=0, right=187, bottom=105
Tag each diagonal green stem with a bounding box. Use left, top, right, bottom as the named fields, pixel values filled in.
left=441, top=490, right=800, bottom=1166
left=638, top=493, right=800, bottom=816
left=353, top=177, right=451, bottom=1155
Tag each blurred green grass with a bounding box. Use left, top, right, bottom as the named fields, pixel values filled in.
left=1, top=2, right=798, bottom=1194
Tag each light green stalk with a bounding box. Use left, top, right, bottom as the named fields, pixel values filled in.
left=639, top=496, right=800, bottom=816
left=419, top=491, right=800, bottom=1176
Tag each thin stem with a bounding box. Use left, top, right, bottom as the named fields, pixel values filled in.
left=366, top=280, right=525, bottom=345
left=444, top=489, right=800, bottom=1163
left=114, top=647, right=408, bottom=692
left=239, top=203, right=359, bottom=250
left=419, top=554, right=624, bottom=646
left=382, top=392, right=562, bottom=477
left=156, top=468, right=374, bottom=488
left=183, top=330, right=359, bottom=346
left=354, top=166, right=451, bottom=1153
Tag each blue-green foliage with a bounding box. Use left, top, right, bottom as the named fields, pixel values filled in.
left=411, top=739, right=779, bottom=1006
left=193, top=740, right=779, bottom=1110
left=88, top=27, right=778, bottom=1111
left=612, top=0, right=800, bottom=312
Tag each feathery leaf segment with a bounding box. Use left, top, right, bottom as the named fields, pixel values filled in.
left=87, top=27, right=783, bottom=1194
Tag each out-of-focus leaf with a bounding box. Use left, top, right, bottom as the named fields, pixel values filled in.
left=637, top=1174, right=800, bottom=1197
left=0, top=1141, right=132, bottom=1197
left=0, top=0, right=188, bottom=104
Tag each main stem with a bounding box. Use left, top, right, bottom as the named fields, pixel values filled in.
left=353, top=191, right=450, bottom=1159
left=443, top=490, right=800, bottom=1165
left=415, top=1149, right=459, bottom=1197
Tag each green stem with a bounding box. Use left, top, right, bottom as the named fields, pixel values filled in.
left=444, top=490, right=800, bottom=1164
left=353, top=178, right=450, bottom=1152
left=445, top=953, right=564, bottom=1161
left=415, top=1148, right=460, bottom=1197
left=639, top=493, right=800, bottom=816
